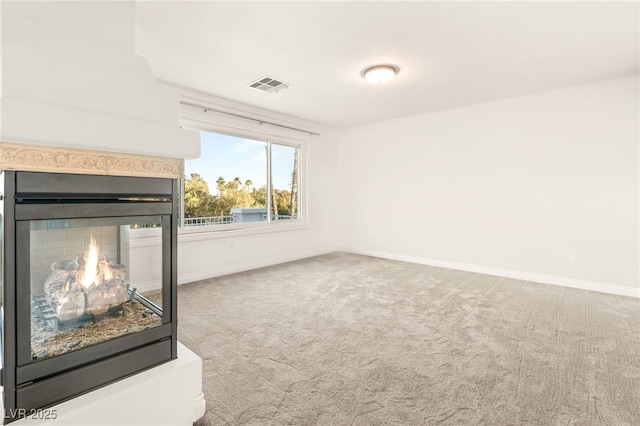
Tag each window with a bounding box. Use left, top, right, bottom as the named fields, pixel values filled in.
left=182, top=130, right=303, bottom=230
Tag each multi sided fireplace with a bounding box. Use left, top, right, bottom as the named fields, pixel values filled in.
left=1, top=170, right=179, bottom=422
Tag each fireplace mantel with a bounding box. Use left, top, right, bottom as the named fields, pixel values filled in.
left=0, top=142, right=184, bottom=179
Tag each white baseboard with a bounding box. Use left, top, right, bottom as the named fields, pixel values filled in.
left=339, top=247, right=640, bottom=299
left=177, top=248, right=335, bottom=285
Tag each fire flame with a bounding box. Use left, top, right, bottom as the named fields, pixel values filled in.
left=77, top=236, right=124, bottom=289
left=81, top=236, right=100, bottom=288
left=100, top=259, right=114, bottom=281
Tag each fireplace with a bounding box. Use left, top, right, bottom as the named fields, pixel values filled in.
left=1, top=2, right=203, bottom=422
left=1, top=169, right=179, bottom=422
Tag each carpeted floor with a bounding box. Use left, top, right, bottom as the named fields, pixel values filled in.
left=181, top=252, right=640, bottom=425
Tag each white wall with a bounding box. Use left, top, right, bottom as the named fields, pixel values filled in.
left=2, top=1, right=136, bottom=53
left=0, top=1, right=199, bottom=158
left=337, top=77, right=639, bottom=296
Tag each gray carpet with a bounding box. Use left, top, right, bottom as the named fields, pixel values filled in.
left=180, top=252, right=640, bottom=425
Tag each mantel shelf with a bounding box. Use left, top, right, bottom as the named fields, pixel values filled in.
left=0, top=142, right=184, bottom=179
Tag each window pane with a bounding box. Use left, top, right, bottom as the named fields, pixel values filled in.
left=184, top=132, right=267, bottom=225
left=270, top=143, right=299, bottom=220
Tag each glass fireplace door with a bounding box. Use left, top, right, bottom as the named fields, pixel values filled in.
left=14, top=210, right=173, bottom=372
left=25, top=216, right=165, bottom=362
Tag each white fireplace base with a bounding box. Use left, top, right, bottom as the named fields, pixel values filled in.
left=7, top=342, right=205, bottom=426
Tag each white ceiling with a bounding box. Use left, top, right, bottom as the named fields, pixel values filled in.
left=135, top=1, right=639, bottom=129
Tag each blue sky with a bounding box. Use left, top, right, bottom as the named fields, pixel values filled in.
left=185, top=131, right=296, bottom=195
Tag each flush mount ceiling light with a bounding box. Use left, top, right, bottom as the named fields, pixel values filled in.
left=362, top=64, right=399, bottom=84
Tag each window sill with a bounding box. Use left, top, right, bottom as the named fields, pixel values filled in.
left=178, top=220, right=310, bottom=242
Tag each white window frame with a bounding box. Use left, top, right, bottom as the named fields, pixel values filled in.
left=179, top=108, right=309, bottom=240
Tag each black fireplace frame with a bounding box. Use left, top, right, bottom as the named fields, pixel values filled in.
left=1, top=171, right=179, bottom=422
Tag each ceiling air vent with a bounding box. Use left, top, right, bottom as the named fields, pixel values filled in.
left=247, top=76, right=291, bottom=93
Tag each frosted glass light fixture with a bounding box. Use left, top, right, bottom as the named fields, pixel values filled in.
left=362, top=64, right=399, bottom=84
